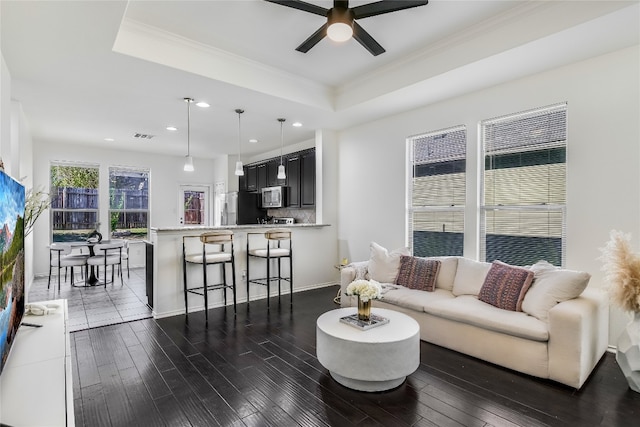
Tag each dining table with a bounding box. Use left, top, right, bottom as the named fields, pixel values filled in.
left=69, top=240, right=111, bottom=286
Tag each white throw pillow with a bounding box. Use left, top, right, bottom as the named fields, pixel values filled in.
left=522, top=260, right=591, bottom=322
left=368, top=242, right=410, bottom=283
left=428, top=256, right=459, bottom=291
left=452, top=258, right=492, bottom=296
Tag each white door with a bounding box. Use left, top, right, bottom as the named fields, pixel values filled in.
left=179, top=185, right=210, bottom=226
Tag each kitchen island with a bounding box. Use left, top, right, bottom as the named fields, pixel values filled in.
left=149, top=224, right=336, bottom=318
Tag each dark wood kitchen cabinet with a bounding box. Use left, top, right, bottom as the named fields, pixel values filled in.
left=286, top=155, right=301, bottom=207
left=267, top=160, right=286, bottom=187
left=237, top=148, right=315, bottom=207
left=301, top=150, right=315, bottom=207
left=256, top=163, right=267, bottom=191
left=244, top=165, right=258, bottom=192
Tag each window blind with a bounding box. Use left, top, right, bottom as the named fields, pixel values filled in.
left=480, top=103, right=567, bottom=266
left=409, top=125, right=466, bottom=257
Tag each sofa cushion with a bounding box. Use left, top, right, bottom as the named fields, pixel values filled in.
left=428, top=256, right=459, bottom=291
left=452, top=258, right=492, bottom=296
left=478, top=261, right=534, bottom=312
left=368, top=242, right=410, bottom=283
left=380, top=287, right=455, bottom=312
left=522, top=260, right=591, bottom=321
left=426, top=296, right=549, bottom=342
left=396, top=256, right=440, bottom=291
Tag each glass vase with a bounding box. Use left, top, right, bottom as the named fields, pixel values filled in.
left=357, top=296, right=371, bottom=322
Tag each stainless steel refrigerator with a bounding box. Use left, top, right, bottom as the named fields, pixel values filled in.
left=221, top=191, right=264, bottom=225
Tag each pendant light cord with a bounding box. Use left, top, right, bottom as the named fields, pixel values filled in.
left=236, top=109, right=244, bottom=161
left=278, top=118, right=286, bottom=165
left=187, top=100, right=191, bottom=156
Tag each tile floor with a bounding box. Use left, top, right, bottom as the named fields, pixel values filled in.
left=28, top=266, right=152, bottom=332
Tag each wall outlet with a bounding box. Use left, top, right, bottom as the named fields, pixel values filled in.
left=242, top=270, right=247, bottom=281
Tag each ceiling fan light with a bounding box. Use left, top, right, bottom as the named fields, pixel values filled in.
left=235, top=161, right=244, bottom=176
left=277, top=164, right=286, bottom=180
left=184, top=156, right=194, bottom=172
left=327, top=7, right=354, bottom=42
left=327, top=22, right=353, bottom=42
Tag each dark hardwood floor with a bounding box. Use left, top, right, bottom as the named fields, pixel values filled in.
left=72, top=285, right=639, bottom=427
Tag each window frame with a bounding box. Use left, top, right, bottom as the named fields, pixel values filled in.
left=480, top=103, right=567, bottom=266
left=407, top=125, right=466, bottom=257
left=50, top=162, right=100, bottom=243
left=108, top=166, right=150, bottom=241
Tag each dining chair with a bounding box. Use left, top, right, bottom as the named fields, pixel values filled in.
left=120, top=239, right=130, bottom=278
left=87, top=240, right=125, bottom=286
left=48, top=243, right=89, bottom=291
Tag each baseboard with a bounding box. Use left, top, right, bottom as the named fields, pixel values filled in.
left=607, top=344, right=617, bottom=353
left=153, top=281, right=339, bottom=319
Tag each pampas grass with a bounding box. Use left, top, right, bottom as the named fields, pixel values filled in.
left=599, top=230, right=640, bottom=313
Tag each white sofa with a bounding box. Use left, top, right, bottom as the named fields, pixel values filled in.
left=340, top=250, right=609, bottom=389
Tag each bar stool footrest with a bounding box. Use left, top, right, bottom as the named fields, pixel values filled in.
left=248, top=277, right=292, bottom=287
left=186, top=283, right=234, bottom=296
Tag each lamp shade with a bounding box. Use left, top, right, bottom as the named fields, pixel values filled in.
left=184, top=155, right=194, bottom=172
left=277, top=164, right=286, bottom=180
left=235, top=161, right=244, bottom=176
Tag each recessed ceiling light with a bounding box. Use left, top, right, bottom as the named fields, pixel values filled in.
left=166, top=126, right=178, bottom=131
left=292, top=122, right=302, bottom=127
left=196, top=102, right=210, bottom=108
left=104, top=138, right=114, bottom=142
left=249, top=139, right=258, bottom=143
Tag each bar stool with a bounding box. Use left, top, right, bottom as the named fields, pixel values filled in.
left=182, top=230, right=237, bottom=322
left=246, top=228, right=293, bottom=309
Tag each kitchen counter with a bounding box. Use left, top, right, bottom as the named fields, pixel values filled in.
left=151, top=223, right=330, bottom=232
left=149, top=223, right=337, bottom=318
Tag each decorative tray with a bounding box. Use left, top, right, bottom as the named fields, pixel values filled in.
left=339, top=314, right=389, bottom=331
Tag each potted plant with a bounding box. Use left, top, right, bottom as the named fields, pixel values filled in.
left=600, top=230, right=640, bottom=392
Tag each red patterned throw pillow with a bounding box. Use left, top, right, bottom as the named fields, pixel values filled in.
left=395, top=256, right=441, bottom=292
left=478, top=261, right=534, bottom=311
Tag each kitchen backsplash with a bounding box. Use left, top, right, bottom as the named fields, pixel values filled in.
left=267, top=208, right=316, bottom=224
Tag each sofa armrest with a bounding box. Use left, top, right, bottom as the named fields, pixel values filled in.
left=547, top=287, right=609, bottom=389
left=339, top=261, right=368, bottom=307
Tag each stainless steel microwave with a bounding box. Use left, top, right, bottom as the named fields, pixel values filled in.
left=261, top=186, right=286, bottom=208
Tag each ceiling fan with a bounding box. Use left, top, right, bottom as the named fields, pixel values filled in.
left=264, top=0, right=429, bottom=56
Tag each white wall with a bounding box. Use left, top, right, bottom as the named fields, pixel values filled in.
left=31, top=141, right=227, bottom=276
left=337, top=46, right=640, bottom=346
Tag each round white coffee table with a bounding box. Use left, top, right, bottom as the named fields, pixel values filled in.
left=316, top=307, right=420, bottom=392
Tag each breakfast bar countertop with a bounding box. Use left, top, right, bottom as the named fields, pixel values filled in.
left=149, top=223, right=336, bottom=319
left=151, top=223, right=330, bottom=232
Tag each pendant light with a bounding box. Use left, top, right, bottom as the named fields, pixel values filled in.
left=183, top=97, right=194, bottom=172
left=235, top=108, right=245, bottom=176
left=277, top=118, right=286, bottom=180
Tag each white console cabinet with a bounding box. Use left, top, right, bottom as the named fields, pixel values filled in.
left=0, top=299, right=74, bottom=426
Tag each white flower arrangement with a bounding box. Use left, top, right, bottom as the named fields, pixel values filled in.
left=345, top=279, right=382, bottom=302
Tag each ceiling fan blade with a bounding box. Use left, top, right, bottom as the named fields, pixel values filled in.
left=352, top=0, right=429, bottom=19
left=296, top=23, right=328, bottom=53
left=263, top=0, right=327, bottom=17
left=352, top=21, right=385, bottom=56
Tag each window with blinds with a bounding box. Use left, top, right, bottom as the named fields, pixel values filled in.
left=481, top=103, right=567, bottom=266
left=409, top=125, right=466, bottom=257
